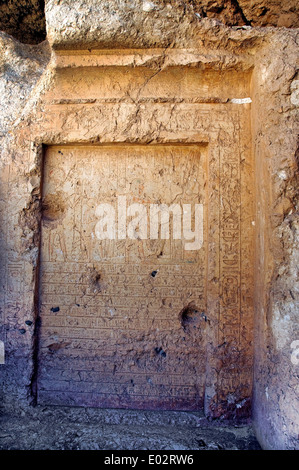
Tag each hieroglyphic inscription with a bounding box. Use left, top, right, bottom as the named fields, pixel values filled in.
left=217, top=112, right=250, bottom=399
left=38, top=144, right=208, bottom=410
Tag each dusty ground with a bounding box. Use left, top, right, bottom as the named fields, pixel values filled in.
left=0, top=406, right=261, bottom=450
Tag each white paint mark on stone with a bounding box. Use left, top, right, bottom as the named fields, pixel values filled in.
left=290, top=80, right=299, bottom=107
left=0, top=341, right=5, bottom=364
left=142, top=1, right=156, bottom=12
left=291, top=340, right=299, bottom=365
left=278, top=170, right=288, bottom=180
left=230, top=98, right=252, bottom=104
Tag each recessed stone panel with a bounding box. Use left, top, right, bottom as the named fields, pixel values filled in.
left=38, top=144, right=208, bottom=410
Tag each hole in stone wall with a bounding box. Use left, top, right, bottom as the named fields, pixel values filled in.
left=0, top=0, right=46, bottom=44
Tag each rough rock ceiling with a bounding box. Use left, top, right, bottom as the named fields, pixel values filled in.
left=191, top=0, right=299, bottom=27
left=0, top=0, right=46, bottom=44
left=0, top=0, right=298, bottom=45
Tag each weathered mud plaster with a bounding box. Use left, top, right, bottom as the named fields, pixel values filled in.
left=0, top=0, right=298, bottom=450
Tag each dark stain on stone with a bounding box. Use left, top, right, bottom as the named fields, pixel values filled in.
left=201, top=312, right=209, bottom=322
left=50, top=306, right=60, bottom=313
left=154, top=347, right=166, bottom=358
left=47, top=341, right=71, bottom=353
left=197, top=439, right=207, bottom=448
left=88, top=267, right=102, bottom=292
